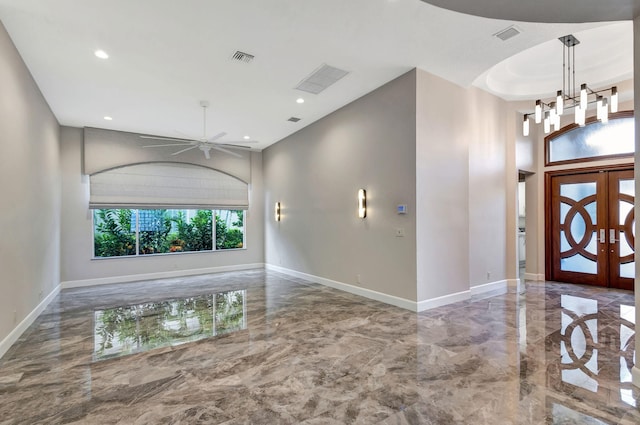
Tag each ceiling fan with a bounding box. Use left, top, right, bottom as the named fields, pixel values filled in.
left=140, top=101, right=257, bottom=159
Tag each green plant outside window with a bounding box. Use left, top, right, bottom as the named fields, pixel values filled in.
left=93, top=209, right=245, bottom=258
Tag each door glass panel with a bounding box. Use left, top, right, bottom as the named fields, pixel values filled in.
left=560, top=203, right=570, bottom=225
left=585, top=231, right=597, bottom=255
left=560, top=182, right=597, bottom=200
left=560, top=231, right=570, bottom=252
left=569, top=213, right=586, bottom=244
left=585, top=202, right=597, bottom=224
left=619, top=202, right=633, bottom=225
left=559, top=182, right=598, bottom=275
left=620, top=262, right=634, bottom=279
left=618, top=178, right=635, bottom=281
left=561, top=253, right=598, bottom=274
left=620, top=232, right=634, bottom=257
left=620, top=179, right=635, bottom=197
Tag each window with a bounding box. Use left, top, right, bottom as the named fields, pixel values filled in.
left=93, top=209, right=245, bottom=258
left=546, top=112, right=634, bottom=165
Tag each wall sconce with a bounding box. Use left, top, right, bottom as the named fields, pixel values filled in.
left=274, top=201, right=281, bottom=222
left=357, top=189, right=366, bottom=218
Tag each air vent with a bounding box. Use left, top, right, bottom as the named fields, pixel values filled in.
left=231, top=50, right=255, bottom=63
left=287, top=117, right=301, bottom=123
left=494, top=26, right=521, bottom=41
left=295, top=64, right=349, bottom=94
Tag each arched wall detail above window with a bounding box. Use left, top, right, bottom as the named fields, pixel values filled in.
left=545, top=111, right=634, bottom=166
left=83, top=127, right=251, bottom=183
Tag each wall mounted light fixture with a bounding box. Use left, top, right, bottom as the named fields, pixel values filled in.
left=275, top=201, right=281, bottom=221
left=358, top=189, right=367, bottom=218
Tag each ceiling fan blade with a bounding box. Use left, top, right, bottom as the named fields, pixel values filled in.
left=207, top=132, right=227, bottom=143
left=218, top=144, right=252, bottom=149
left=171, top=145, right=199, bottom=155
left=143, top=143, right=193, bottom=148
left=211, top=145, right=242, bottom=158
left=140, top=135, right=190, bottom=142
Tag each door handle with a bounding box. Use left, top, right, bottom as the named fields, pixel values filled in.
left=609, top=229, right=619, bottom=244
left=599, top=229, right=606, bottom=244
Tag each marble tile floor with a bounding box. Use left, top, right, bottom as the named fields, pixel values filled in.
left=0, top=269, right=639, bottom=424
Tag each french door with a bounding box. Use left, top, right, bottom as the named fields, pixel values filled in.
left=547, top=168, right=635, bottom=290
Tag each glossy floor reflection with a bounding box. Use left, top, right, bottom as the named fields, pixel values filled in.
left=0, top=270, right=638, bottom=424
left=94, top=290, right=247, bottom=361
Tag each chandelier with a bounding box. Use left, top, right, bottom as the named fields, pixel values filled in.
left=523, top=34, right=618, bottom=136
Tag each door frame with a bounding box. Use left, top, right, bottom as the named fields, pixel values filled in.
left=544, top=163, right=634, bottom=283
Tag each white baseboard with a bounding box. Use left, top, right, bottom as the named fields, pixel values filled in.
left=416, top=290, right=470, bottom=312
left=265, top=264, right=418, bottom=311
left=61, top=263, right=265, bottom=289
left=0, top=284, right=61, bottom=360
left=266, top=264, right=485, bottom=313
left=524, top=273, right=545, bottom=281
left=471, top=279, right=509, bottom=296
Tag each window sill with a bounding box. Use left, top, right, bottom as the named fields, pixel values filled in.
left=92, top=247, right=247, bottom=260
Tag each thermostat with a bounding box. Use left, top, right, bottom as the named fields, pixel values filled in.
left=397, top=204, right=407, bottom=214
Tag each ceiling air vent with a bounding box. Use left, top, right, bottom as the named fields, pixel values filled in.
left=231, top=50, right=255, bottom=63
left=287, top=117, right=301, bottom=123
left=494, top=26, right=521, bottom=41
left=295, top=64, right=349, bottom=94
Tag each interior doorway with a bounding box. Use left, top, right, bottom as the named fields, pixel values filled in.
left=518, top=172, right=526, bottom=279
left=546, top=166, right=635, bottom=290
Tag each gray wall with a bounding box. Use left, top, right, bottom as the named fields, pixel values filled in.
left=0, top=21, right=61, bottom=343
left=416, top=69, right=509, bottom=301
left=263, top=70, right=418, bottom=301
left=60, top=126, right=264, bottom=284
left=415, top=70, right=469, bottom=300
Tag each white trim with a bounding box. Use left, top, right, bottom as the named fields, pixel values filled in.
left=471, top=279, right=509, bottom=296
left=416, top=290, right=470, bottom=312
left=506, top=278, right=520, bottom=287
left=0, top=284, right=61, bottom=360
left=524, top=273, right=545, bottom=281
left=61, top=263, right=264, bottom=289
left=265, top=264, right=418, bottom=311
left=266, top=264, right=481, bottom=313
left=632, top=366, right=640, bottom=388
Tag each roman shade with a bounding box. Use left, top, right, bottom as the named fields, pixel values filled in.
left=89, top=163, right=249, bottom=209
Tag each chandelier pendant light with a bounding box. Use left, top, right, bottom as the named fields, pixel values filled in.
left=523, top=34, right=618, bottom=136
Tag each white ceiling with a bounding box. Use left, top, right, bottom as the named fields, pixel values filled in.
left=0, top=0, right=632, bottom=150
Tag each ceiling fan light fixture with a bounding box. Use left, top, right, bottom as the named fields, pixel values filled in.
left=94, top=49, right=109, bottom=59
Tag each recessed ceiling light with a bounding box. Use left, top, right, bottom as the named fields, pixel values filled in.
left=103, top=116, right=113, bottom=121
left=243, top=135, right=250, bottom=140
left=296, top=98, right=305, bottom=104
left=94, top=50, right=109, bottom=59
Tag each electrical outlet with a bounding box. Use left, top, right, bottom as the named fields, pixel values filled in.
left=38, top=290, right=43, bottom=300
left=487, top=271, right=491, bottom=280
left=396, top=228, right=405, bottom=237
left=356, top=274, right=361, bottom=284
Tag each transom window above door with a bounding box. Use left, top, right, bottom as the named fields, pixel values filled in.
left=546, top=111, right=634, bottom=166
